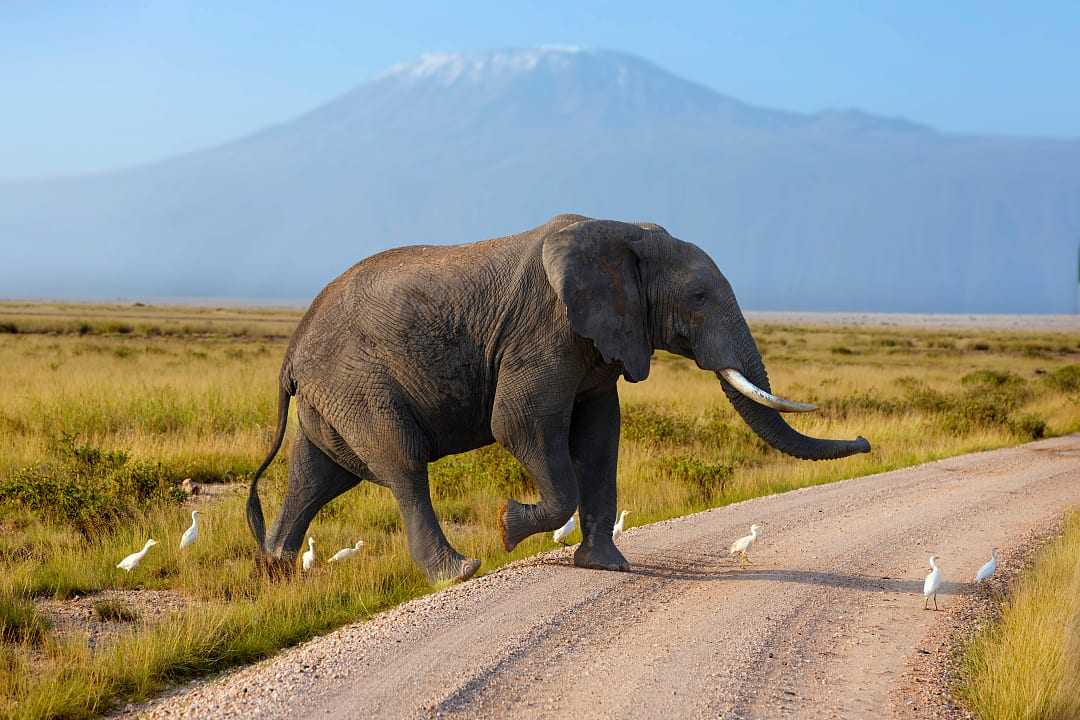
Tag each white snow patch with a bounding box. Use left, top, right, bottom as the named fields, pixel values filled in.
left=376, top=47, right=596, bottom=86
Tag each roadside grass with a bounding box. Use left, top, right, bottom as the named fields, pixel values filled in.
left=1, top=305, right=1079, bottom=718
left=959, top=511, right=1080, bottom=720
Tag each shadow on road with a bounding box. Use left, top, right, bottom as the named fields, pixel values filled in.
left=627, top=559, right=969, bottom=595
left=535, top=550, right=972, bottom=595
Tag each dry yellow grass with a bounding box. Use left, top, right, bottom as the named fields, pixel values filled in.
left=1, top=303, right=1079, bottom=718
left=960, top=511, right=1080, bottom=720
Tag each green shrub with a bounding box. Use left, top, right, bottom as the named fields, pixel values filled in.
left=1046, top=365, right=1080, bottom=393
left=1010, top=414, right=1047, bottom=440
left=823, top=392, right=902, bottom=419
left=0, top=435, right=185, bottom=535
left=621, top=404, right=696, bottom=445
left=898, top=381, right=953, bottom=413
left=875, top=337, right=914, bottom=348
left=652, top=455, right=732, bottom=503
left=0, top=322, right=17, bottom=334
left=0, top=596, right=51, bottom=644
left=961, top=369, right=1026, bottom=388
left=830, top=346, right=855, bottom=355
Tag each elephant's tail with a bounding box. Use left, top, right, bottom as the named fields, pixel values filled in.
left=247, top=385, right=291, bottom=553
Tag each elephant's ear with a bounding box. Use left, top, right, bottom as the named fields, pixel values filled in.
left=542, top=220, right=652, bottom=382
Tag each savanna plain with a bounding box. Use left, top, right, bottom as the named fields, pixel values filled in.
left=1, top=301, right=1079, bottom=719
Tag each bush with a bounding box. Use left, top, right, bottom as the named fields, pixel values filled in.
left=622, top=404, right=696, bottom=445
left=898, top=381, right=953, bottom=414
left=899, top=378, right=1034, bottom=436
left=0, top=435, right=185, bottom=535
left=961, top=369, right=1026, bottom=389
left=940, top=393, right=1015, bottom=435
left=0, top=596, right=51, bottom=644
left=0, top=321, right=17, bottom=334
left=823, top=391, right=902, bottom=419
left=1010, top=414, right=1047, bottom=440
left=830, top=346, right=855, bottom=355
left=652, top=455, right=732, bottom=503
left=1046, top=365, right=1080, bottom=393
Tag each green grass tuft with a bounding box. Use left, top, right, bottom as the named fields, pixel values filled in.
left=0, top=596, right=50, bottom=645
left=91, top=600, right=138, bottom=623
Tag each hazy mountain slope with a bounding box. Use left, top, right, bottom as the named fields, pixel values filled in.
left=2, top=47, right=1078, bottom=311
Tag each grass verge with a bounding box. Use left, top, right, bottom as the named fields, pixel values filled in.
left=959, top=511, right=1080, bottom=719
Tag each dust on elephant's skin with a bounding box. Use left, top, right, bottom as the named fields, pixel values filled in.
left=245, top=214, right=870, bottom=584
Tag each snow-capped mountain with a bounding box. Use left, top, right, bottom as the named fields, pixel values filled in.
left=3, top=47, right=1078, bottom=311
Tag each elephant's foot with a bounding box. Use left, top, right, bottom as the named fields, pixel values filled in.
left=574, top=540, right=630, bottom=572
left=256, top=552, right=296, bottom=579
left=425, top=553, right=481, bottom=585
left=499, top=499, right=529, bottom=552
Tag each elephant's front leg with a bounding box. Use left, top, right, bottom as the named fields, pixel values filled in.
left=570, top=389, right=629, bottom=572
left=496, top=414, right=580, bottom=552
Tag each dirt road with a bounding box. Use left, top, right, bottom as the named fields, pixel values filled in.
left=131, top=435, right=1080, bottom=719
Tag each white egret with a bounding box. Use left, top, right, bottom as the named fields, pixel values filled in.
left=179, top=510, right=200, bottom=550
left=974, top=548, right=998, bottom=584
left=302, top=537, right=316, bottom=572
left=612, top=510, right=630, bottom=541
left=923, top=555, right=942, bottom=610
left=328, top=539, right=366, bottom=563
left=553, top=514, right=577, bottom=545
left=116, top=539, right=158, bottom=572
left=729, top=524, right=761, bottom=567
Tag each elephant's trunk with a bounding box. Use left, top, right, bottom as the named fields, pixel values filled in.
left=714, top=319, right=870, bottom=461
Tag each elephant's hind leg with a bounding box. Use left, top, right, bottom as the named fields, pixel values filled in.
left=381, top=464, right=481, bottom=585
left=329, top=396, right=480, bottom=585
left=265, top=429, right=364, bottom=568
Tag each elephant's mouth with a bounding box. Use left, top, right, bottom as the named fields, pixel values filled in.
left=717, top=368, right=817, bottom=413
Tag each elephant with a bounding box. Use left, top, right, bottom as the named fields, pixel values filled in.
left=246, top=214, right=870, bottom=584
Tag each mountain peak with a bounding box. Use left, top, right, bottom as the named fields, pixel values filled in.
left=375, top=46, right=604, bottom=85
left=362, top=47, right=928, bottom=134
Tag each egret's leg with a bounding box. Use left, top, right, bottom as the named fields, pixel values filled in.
left=924, top=596, right=929, bottom=610
left=933, top=593, right=939, bottom=611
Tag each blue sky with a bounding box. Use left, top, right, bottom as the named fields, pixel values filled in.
left=2, top=1, right=1078, bottom=179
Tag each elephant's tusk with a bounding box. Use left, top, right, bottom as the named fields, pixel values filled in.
left=719, top=368, right=817, bottom=413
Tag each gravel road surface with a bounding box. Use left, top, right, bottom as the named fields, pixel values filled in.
left=128, top=435, right=1080, bottom=719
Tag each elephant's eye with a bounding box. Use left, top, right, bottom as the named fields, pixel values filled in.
left=692, top=290, right=708, bottom=304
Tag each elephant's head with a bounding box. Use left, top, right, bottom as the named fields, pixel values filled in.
left=543, top=218, right=870, bottom=460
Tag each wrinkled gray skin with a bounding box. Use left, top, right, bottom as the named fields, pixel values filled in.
left=247, top=215, right=870, bottom=584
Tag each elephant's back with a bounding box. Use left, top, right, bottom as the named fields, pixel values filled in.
left=280, top=214, right=588, bottom=410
